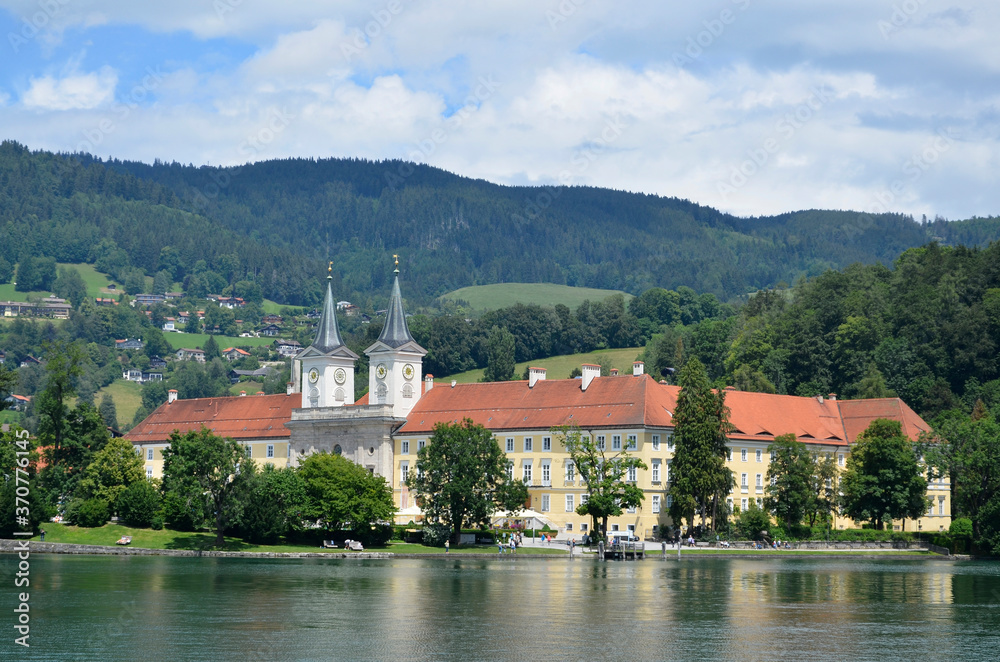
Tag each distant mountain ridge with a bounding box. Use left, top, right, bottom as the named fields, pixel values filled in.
left=2, top=140, right=999, bottom=307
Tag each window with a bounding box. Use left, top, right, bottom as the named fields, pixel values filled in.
left=612, top=435, right=622, bottom=450
left=726, top=498, right=733, bottom=511
left=938, top=496, right=945, bottom=516
left=627, top=466, right=637, bottom=482
left=626, top=434, right=637, bottom=450
left=542, top=436, right=551, bottom=451
left=245, top=446, right=252, bottom=458
left=741, top=498, right=748, bottom=511
left=666, top=434, right=675, bottom=452
left=401, top=440, right=409, bottom=454
left=927, top=499, right=934, bottom=517
left=756, top=449, right=762, bottom=462
left=146, top=467, right=153, bottom=478
left=147, top=448, right=154, bottom=461
left=402, top=383, right=413, bottom=398
left=597, top=435, right=605, bottom=450
left=580, top=523, right=588, bottom=532
left=652, top=459, right=661, bottom=483
left=418, top=440, right=426, bottom=451
left=524, top=437, right=533, bottom=452
left=581, top=494, right=589, bottom=505
left=627, top=504, right=636, bottom=514
left=726, top=448, right=732, bottom=461
left=401, top=462, right=409, bottom=484
left=838, top=454, right=844, bottom=466
left=666, top=461, right=672, bottom=485
left=666, top=494, right=673, bottom=508
left=566, top=462, right=575, bottom=482
left=741, top=473, right=748, bottom=491
left=756, top=473, right=763, bottom=490
left=266, top=444, right=274, bottom=458
left=522, top=461, right=532, bottom=482
left=756, top=498, right=763, bottom=508
left=566, top=523, right=573, bottom=531
left=652, top=434, right=660, bottom=451
left=611, top=524, right=619, bottom=531
left=134, top=447, right=141, bottom=457
left=566, top=494, right=575, bottom=512
left=506, top=462, right=513, bottom=480
left=652, top=494, right=661, bottom=513
left=541, top=494, right=550, bottom=512
left=506, top=438, right=514, bottom=452
left=741, top=448, right=747, bottom=462
left=542, top=461, right=551, bottom=486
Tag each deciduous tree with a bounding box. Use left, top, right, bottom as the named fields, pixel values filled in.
left=407, top=419, right=529, bottom=544
left=765, top=434, right=813, bottom=528
left=558, top=425, right=647, bottom=537
left=299, top=452, right=394, bottom=540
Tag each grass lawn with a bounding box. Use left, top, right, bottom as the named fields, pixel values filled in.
left=668, top=548, right=934, bottom=556
left=95, top=380, right=143, bottom=427
left=32, top=522, right=566, bottom=555
left=230, top=381, right=264, bottom=396
left=163, top=332, right=276, bottom=351
left=440, top=283, right=632, bottom=313
left=447, top=347, right=645, bottom=383
left=0, top=262, right=115, bottom=303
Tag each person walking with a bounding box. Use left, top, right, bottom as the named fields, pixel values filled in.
left=445, top=540, right=450, bottom=553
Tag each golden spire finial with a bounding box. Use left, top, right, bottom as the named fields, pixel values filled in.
left=327, top=261, right=333, bottom=279
left=393, top=254, right=399, bottom=274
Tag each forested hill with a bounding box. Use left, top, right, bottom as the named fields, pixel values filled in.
left=3, top=140, right=1000, bottom=307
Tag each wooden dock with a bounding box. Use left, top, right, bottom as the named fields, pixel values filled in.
left=602, top=541, right=645, bottom=560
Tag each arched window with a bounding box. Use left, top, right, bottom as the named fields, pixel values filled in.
left=402, top=383, right=413, bottom=398
left=335, top=387, right=345, bottom=402
left=376, top=382, right=387, bottom=403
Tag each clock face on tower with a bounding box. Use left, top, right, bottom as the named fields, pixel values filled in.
left=308, top=368, right=319, bottom=384
left=334, top=368, right=347, bottom=384
left=403, top=363, right=414, bottom=380
left=375, top=363, right=387, bottom=380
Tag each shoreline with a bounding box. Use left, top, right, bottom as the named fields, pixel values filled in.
left=0, top=539, right=972, bottom=560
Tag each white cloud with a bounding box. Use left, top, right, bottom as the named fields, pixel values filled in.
left=22, top=66, right=117, bottom=111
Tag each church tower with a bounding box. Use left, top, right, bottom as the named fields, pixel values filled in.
left=296, top=264, right=359, bottom=408
left=365, top=256, right=427, bottom=419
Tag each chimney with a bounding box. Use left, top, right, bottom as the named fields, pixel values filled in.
left=451, top=380, right=457, bottom=388
left=425, top=374, right=433, bottom=391
left=256, top=391, right=264, bottom=396
left=581, top=364, right=600, bottom=391
left=828, top=393, right=837, bottom=401
left=167, top=389, right=178, bottom=404
left=286, top=382, right=294, bottom=396
left=610, top=368, right=619, bottom=376
left=240, top=391, right=246, bottom=396
left=633, top=361, right=644, bottom=376
left=817, top=395, right=824, bottom=404
left=528, top=367, right=546, bottom=388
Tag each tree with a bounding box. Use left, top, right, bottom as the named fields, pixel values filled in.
left=841, top=419, right=927, bottom=529
left=668, top=357, right=733, bottom=531
left=764, top=434, right=813, bottom=528
left=203, top=335, right=221, bottom=361
left=407, top=419, right=529, bottom=544
left=805, top=452, right=839, bottom=527
left=558, top=425, right=647, bottom=537
left=99, top=393, right=118, bottom=430
left=926, top=409, right=1000, bottom=550
left=735, top=498, right=771, bottom=541
left=161, top=426, right=250, bottom=547
left=482, top=325, right=516, bottom=382
left=118, top=479, right=161, bottom=527
left=53, top=266, right=88, bottom=308
left=0, top=364, right=16, bottom=408
left=299, top=452, right=395, bottom=540
left=0, top=426, right=49, bottom=536
left=75, top=437, right=145, bottom=514
left=238, top=464, right=309, bottom=544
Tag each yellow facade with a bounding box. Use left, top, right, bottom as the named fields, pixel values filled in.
left=136, top=440, right=291, bottom=480
left=393, top=428, right=951, bottom=538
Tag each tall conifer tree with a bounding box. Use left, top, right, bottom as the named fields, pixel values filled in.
left=668, top=357, right=733, bottom=531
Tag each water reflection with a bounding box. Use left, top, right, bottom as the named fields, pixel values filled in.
left=4, top=555, right=999, bottom=662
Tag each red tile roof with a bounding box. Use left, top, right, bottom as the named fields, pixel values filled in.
left=837, top=398, right=930, bottom=443
left=125, top=393, right=297, bottom=443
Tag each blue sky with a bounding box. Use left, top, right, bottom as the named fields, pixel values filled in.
left=1, top=0, right=997, bottom=220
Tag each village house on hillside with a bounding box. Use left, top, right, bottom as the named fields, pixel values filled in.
left=128, top=263, right=952, bottom=540
left=176, top=348, right=206, bottom=362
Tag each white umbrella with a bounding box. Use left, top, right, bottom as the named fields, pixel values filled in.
left=395, top=505, right=424, bottom=521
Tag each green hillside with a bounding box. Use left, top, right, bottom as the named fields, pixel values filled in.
left=0, top=262, right=113, bottom=302
left=447, top=347, right=644, bottom=384
left=163, top=332, right=276, bottom=351
left=441, top=283, right=631, bottom=312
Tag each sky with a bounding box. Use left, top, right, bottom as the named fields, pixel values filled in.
left=1, top=0, right=997, bottom=220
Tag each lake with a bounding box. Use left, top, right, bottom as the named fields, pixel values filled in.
left=4, top=554, right=1000, bottom=661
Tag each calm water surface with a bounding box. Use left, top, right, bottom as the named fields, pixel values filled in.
left=3, top=554, right=1000, bottom=661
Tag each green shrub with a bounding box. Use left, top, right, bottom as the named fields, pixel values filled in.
left=950, top=518, right=973, bottom=538
left=118, top=480, right=161, bottom=528
left=422, top=524, right=451, bottom=547
left=71, top=498, right=110, bottom=528
left=151, top=515, right=164, bottom=530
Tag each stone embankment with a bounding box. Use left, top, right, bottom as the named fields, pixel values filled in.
left=0, top=539, right=391, bottom=559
